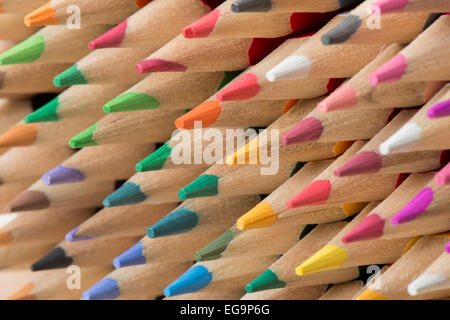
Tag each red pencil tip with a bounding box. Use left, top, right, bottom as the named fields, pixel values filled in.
left=182, top=9, right=219, bottom=38
left=135, top=59, right=187, bottom=74
left=342, top=214, right=385, bottom=243
left=334, top=151, right=382, bottom=177
left=286, top=180, right=331, bottom=208
left=216, top=73, right=260, bottom=101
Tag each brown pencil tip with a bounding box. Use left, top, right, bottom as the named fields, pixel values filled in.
left=6, top=190, right=50, bottom=212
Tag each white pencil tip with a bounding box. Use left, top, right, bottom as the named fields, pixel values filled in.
left=266, top=55, right=311, bottom=82
left=379, top=122, right=422, bottom=155
left=408, top=274, right=446, bottom=296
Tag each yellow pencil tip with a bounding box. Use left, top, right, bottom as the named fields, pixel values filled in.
left=236, top=201, right=277, bottom=230
left=356, top=288, right=389, bottom=300
left=295, top=245, right=348, bottom=276
left=226, top=138, right=260, bottom=166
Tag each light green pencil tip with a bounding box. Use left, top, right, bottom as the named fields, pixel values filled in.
left=194, top=228, right=236, bottom=261
left=54, top=64, right=87, bottom=87
left=24, top=97, right=59, bottom=123
left=0, top=35, right=45, bottom=65
left=69, top=123, right=98, bottom=148
left=103, top=92, right=160, bottom=113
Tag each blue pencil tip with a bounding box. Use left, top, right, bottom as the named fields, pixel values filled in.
left=103, top=182, right=147, bottom=207
left=81, top=278, right=120, bottom=300
left=113, top=242, right=146, bottom=269
left=146, top=208, right=199, bottom=238
left=164, top=265, right=212, bottom=297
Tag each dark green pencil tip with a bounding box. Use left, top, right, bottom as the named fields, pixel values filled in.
left=69, top=123, right=98, bottom=148
left=54, top=64, right=87, bottom=87
left=194, top=228, right=236, bottom=261
left=24, top=97, right=60, bottom=123
left=178, top=174, right=219, bottom=200
left=135, top=142, right=172, bottom=172
left=103, top=92, right=160, bottom=113
left=245, top=269, right=286, bottom=293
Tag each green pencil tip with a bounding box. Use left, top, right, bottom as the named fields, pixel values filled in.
left=0, top=35, right=45, bottom=65
left=135, top=142, right=172, bottom=172
left=53, top=64, right=87, bottom=87
left=194, top=228, right=235, bottom=261
left=103, top=92, right=160, bottom=113
left=178, top=175, right=219, bottom=200
left=24, top=97, right=59, bottom=123
left=245, top=270, right=286, bottom=293
left=69, top=123, right=98, bottom=148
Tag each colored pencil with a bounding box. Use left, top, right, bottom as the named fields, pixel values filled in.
left=0, top=116, right=103, bottom=148
left=0, top=25, right=111, bottom=65
left=435, top=162, right=450, bottom=186
left=371, top=0, right=450, bottom=15
left=5, top=179, right=116, bottom=212
left=318, top=280, right=364, bottom=300
left=295, top=202, right=411, bottom=276
left=370, top=14, right=450, bottom=84
left=281, top=103, right=392, bottom=146
left=356, top=234, right=450, bottom=299
left=408, top=249, right=450, bottom=296
left=390, top=175, right=449, bottom=225
left=286, top=141, right=400, bottom=209
left=0, top=208, right=93, bottom=246
left=24, top=0, right=148, bottom=27
left=113, top=231, right=228, bottom=267
left=230, top=0, right=363, bottom=13
left=53, top=47, right=149, bottom=87
left=342, top=172, right=450, bottom=242
left=317, top=44, right=446, bottom=112
left=175, top=99, right=285, bottom=129
left=88, top=0, right=222, bottom=49
left=266, top=16, right=382, bottom=81
left=0, top=62, right=69, bottom=94
left=0, top=98, right=33, bottom=133
left=0, top=14, right=38, bottom=41
left=178, top=162, right=296, bottom=200
left=183, top=0, right=335, bottom=39
left=0, top=179, right=35, bottom=209
left=0, top=145, right=73, bottom=184
left=335, top=109, right=448, bottom=176
left=146, top=195, right=260, bottom=238
left=69, top=109, right=184, bottom=148
left=103, top=71, right=240, bottom=113
left=7, top=266, right=112, bottom=300
left=0, top=242, right=56, bottom=268
left=41, top=143, right=154, bottom=185
left=66, top=203, right=177, bottom=241
left=245, top=223, right=360, bottom=292
left=213, top=36, right=343, bottom=102
left=225, top=101, right=352, bottom=165
left=241, top=285, right=326, bottom=300
left=24, top=83, right=130, bottom=124
left=194, top=215, right=308, bottom=261
left=379, top=84, right=450, bottom=155
left=166, top=288, right=245, bottom=300
left=135, top=34, right=286, bottom=73
left=0, top=0, right=48, bottom=14
left=102, top=167, right=210, bottom=207
left=30, top=236, right=140, bottom=271
left=164, top=255, right=278, bottom=296
left=82, top=262, right=192, bottom=300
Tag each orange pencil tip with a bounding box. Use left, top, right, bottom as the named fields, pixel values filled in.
left=0, top=124, right=37, bottom=148
left=24, top=2, right=58, bottom=27
left=7, top=283, right=35, bottom=300
left=175, top=101, right=222, bottom=129
left=356, top=288, right=389, bottom=300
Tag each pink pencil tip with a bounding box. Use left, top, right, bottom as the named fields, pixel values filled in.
left=341, top=214, right=385, bottom=243
left=182, top=27, right=196, bottom=38
left=317, top=85, right=358, bottom=112
left=427, top=100, right=450, bottom=118
left=334, top=151, right=382, bottom=177
left=369, top=54, right=407, bottom=86
left=282, top=117, right=323, bottom=146
left=88, top=20, right=128, bottom=50
left=286, top=180, right=331, bottom=208
left=135, top=59, right=187, bottom=74
left=182, top=9, right=218, bottom=38
left=216, top=73, right=260, bottom=102
left=435, top=163, right=450, bottom=186
left=391, top=187, right=433, bottom=225
left=446, top=241, right=450, bottom=253
left=371, top=0, right=409, bottom=15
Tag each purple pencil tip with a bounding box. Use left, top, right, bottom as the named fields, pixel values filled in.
left=42, top=165, right=85, bottom=185
left=390, top=187, right=433, bottom=225
left=65, top=226, right=93, bottom=242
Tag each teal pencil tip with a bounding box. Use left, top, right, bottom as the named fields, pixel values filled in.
left=147, top=208, right=199, bottom=238
left=103, top=182, right=147, bottom=207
